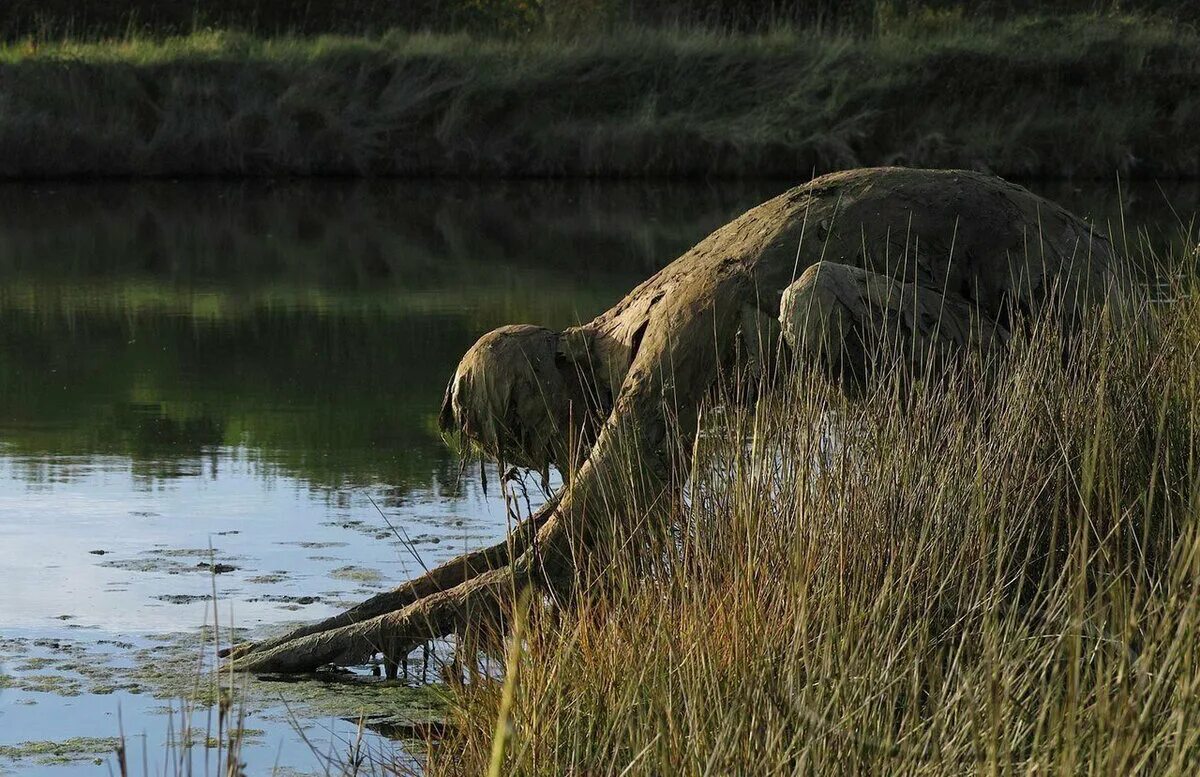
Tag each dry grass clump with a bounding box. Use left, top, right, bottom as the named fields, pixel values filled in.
left=427, top=248, right=1200, bottom=774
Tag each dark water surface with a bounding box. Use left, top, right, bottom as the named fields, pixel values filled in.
left=0, top=178, right=1195, bottom=774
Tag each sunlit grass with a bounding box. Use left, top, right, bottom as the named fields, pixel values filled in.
left=0, top=14, right=1195, bottom=177
left=426, top=239, right=1200, bottom=774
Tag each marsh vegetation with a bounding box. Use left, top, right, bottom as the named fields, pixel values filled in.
left=1, top=0, right=1199, bottom=772
left=425, top=241, right=1200, bottom=775
left=0, top=12, right=1198, bottom=178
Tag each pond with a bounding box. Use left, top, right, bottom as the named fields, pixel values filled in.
left=0, top=177, right=1195, bottom=775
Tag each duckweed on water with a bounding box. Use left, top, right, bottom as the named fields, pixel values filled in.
left=0, top=737, right=120, bottom=767
left=329, top=565, right=385, bottom=584
left=1, top=629, right=446, bottom=731
left=177, top=728, right=266, bottom=749
left=246, top=572, right=292, bottom=584
left=98, top=546, right=246, bottom=575
left=0, top=672, right=84, bottom=696
left=13, top=656, right=56, bottom=671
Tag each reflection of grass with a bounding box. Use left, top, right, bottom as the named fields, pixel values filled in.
left=0, top=16, right=1197, bottom=177
left=0, top=301, right=480, bottom=493
left=0, top=278, right=620, bottom=330
left=429, top=251, right=1200, bottom=773
left=0, top=177, right=763, bottom=496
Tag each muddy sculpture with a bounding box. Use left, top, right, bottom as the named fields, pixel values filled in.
left=224, top=167, right=1121, bottom=673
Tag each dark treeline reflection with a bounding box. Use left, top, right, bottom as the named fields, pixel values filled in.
left=0, top=179, right=782, bottom=495
left=0, top=178, right=1193, bottom=497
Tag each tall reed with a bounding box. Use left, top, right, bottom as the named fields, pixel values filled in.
left=428, top=243, right=1200, bottom=774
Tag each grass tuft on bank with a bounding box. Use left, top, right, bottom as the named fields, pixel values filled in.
left=424, top=239, right=1200, bottom=773
left=0, top=14, right=1197, bottom=178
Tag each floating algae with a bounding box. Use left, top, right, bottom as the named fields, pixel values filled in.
left=98, top=546, right=245, bottom=575
left=246, top=572, right=292, bottom=584
left=329, top=565, right=385, bottom=585
left=0, top=628, right=445, bottom=740
left=0, top=737, right=120, bottom=768
left=0, top=671, right=85, bottom=697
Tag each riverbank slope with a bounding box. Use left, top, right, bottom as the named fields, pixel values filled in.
left=1, top=14, right=1196, bottom=179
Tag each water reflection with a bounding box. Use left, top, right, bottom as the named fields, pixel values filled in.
left=0, top=178, right=1194, bottom=774
left=1, top=178, right=1195, bottom=497
left=0, top=180, right=790, bottom=496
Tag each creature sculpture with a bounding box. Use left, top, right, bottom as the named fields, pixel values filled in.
left=225, top=167, right=1121, bottom=673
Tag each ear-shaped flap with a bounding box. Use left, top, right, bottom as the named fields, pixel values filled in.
left=555, top=327, right=593, bottom=367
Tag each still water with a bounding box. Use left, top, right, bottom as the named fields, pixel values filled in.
left=0, top=178, right=1194, bottom=774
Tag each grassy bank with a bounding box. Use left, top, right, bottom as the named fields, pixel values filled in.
left=7, top=1, right=1198, bottom=41
left=425, top=244, right=1200, bottom=773
left=1, top=14, right=1199, bottom=179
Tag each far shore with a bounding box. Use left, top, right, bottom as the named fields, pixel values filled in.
left=0, top=15, right=1197, bottom=180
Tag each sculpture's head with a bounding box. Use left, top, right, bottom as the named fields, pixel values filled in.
left=439, top=324, right=600, bottom=473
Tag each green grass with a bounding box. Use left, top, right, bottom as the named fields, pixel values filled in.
left=421, top=240, right=1200, bottom=773
left=0, top=14, right=1197, bottom=178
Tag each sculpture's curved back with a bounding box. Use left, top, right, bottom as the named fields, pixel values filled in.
left=444, top=168, right=1124, bottom=472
